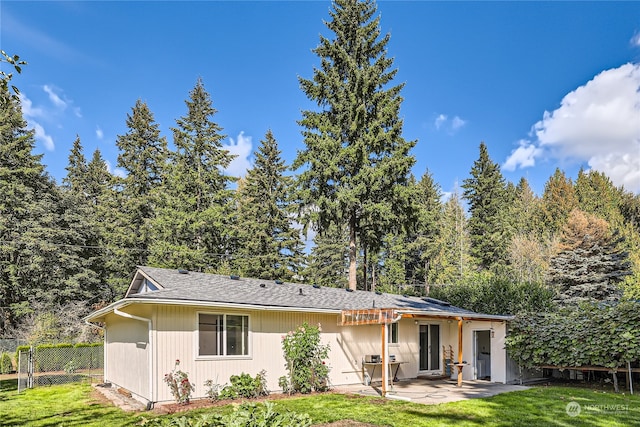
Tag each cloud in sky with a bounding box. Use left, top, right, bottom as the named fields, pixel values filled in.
left=631, top=31, right=640, bottom=47
left=19, top=92, right=55, bottom=151
left=433, top=114, right=467, bottom=134
left=504, top=63, right=640, bottom=193
left=33, top=122, right=55, bottom=151
left=43, top=85, right=67, bottom=109
left=223, top=131, right=253, bottom=177
left=96, top=126, right=104, bottom=140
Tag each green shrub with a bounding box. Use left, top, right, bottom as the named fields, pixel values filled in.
left=1, top=352, right=13, bottom=374
left=217, top=370, right=269, bottom=400
left=280, top=322, right=330, bottom=394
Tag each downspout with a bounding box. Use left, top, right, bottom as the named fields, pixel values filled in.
left=114, top=308, right=154, bottom=408
left=84, top=320, right=107, bottom=384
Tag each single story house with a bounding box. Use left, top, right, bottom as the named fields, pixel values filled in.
left=85, top=266, right=513, bottom=406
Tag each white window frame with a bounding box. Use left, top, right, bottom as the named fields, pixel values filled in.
left=387, top=322, right=399, bottom=346
left=195, top=312, right=251, bottom=360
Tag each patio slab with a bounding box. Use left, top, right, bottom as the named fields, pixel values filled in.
left=334, top=379, right=529, bottom=405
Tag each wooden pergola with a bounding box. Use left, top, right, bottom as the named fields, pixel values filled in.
left=339, top=308, right=476, bottom=396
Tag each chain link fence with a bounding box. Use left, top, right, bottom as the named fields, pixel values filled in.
left=17, top=345, right=103, bottom=392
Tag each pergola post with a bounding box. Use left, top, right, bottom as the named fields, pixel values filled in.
left=381, top=323, right=387, bottom=396
left=457, top=317, right=464, bottom=387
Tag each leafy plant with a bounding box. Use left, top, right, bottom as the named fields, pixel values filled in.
left=0, top=352, right=13, bottom=374
left=163, top=360, right=195, bottom=405
left=281, top=322, right=330, bottom=394
left=64, top=359, right=77, bottom=374
left=217, top=370, right=269, bottom=400
left=143, top=401, right=311, bottom=427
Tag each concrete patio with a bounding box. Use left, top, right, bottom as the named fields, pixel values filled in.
left=335, top=379, right=529, bottom=405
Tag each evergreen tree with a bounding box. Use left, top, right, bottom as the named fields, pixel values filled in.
left=148, top=79, right=235, bottom=272
left=0, top=83, right=66, bottom=332
left=294, top=0, right=416, bottom=290
left=107, top=100, right=167, bottom=294
left=59, top=137, right=109, bottom=303
left=547, top=209, right=631, bottom=305
left=462, top=142, right=510, bottom=270
left=575, top=168, right=623, bottom=225
left=232, top=130, right=304, bottom=280
left=405, top=170, right=442, bottom=291
left=539, top=168, right=577, bottom=236
left=306, top=224, right=348, bottom=288
left=430, top=191, right=472, bottom=284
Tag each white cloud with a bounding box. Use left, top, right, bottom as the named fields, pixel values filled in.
left=631, top=31, right=640, bottom=47
left=18, top=92, right=44, bottom=118
left=451, top=116, right=467, bottom=130
left=33, top=122, right=55, bottom=151
left=96, top=126, right=104, bottom=140
left=434, top=114, right=447, bottom=130
left=223, top=131, right=253, bottom=177
left=43, top=85, right=67, bottom=109
left=434, top=113, right=467, bottom=134
left=503, top=139, right=544, bottom=171
left=18, top=92, right=54, bottom=150
left=504, top=63, right=640, bottom=193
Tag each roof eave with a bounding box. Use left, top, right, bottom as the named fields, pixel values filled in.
left=85, top=296, right=344, bottom=321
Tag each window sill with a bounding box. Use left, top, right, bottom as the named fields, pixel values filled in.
left=195, top=355, right=252, bottom=361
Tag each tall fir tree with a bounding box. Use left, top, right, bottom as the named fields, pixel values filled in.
left=575, top=168, right=623, bottom=225
left=306, top=223, right=348, bottom=288
left=547, top=209, right=631, bottom=305
left=429, top=190, right=472, bottom=284
left=539, top=168, right=577, bottom=236
left=232, top=130, right=304, bottom=280
left=149, top=79, right=235, bottom=271
left=293, top=0, right=416, bottom=290
left=108, top=100, right=167, bottom=294
left=0, top=83, right=68, bottom=332
left=60, top=137, right=110, bottom=305
left=405, top=170, right=442, bottom=291
left=462, top=142, right=510, bottom=270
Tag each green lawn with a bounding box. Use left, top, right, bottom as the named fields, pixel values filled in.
left=1, top=379, right=639, bottom=426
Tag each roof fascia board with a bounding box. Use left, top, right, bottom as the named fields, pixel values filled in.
left=85, top=297, right=342, bottom=321
left=399, top=310, right=513, bottom=322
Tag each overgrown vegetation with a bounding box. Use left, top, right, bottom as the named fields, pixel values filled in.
left=280, top=322, right=330, bottom=394
left=505, top=301, right=640, bottom=391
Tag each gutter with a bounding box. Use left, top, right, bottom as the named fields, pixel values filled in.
left=113, top=308, right=154, bottom=408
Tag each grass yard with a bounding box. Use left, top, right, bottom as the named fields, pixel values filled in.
left=1, top=379, right=639, bottom=426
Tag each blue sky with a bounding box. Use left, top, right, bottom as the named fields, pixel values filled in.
left=2, top=1, right=640, bottom=195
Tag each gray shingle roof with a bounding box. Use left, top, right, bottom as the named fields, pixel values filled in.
left=128, top=266, right=475, bottom=315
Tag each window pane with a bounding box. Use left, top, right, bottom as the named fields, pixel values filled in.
left=199, top=314, right=223, bottom=356
left=226, top=315, right=248, bottom=356
left=388, top=323, right=398, bottom=344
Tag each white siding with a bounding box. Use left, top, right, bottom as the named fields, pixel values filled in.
left=103, top=302, right=510, bottom=403
left=104, top=312, right=150, bottom=400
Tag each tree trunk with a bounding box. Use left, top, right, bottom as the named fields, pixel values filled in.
left=348, top=211, right=357, bottom=291
left=612, top=371, right=619, bottom=393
